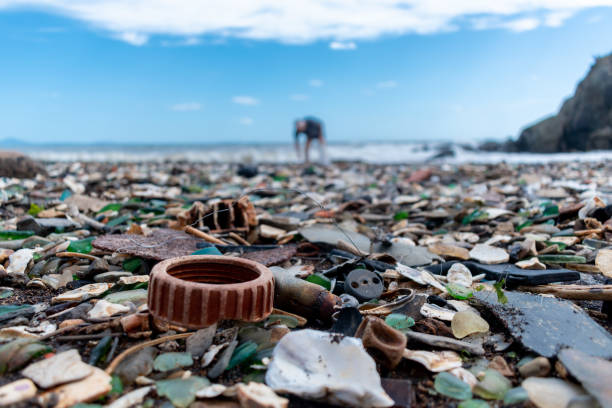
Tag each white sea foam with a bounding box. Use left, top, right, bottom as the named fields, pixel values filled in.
left=15, top=143, right=612, bottom=164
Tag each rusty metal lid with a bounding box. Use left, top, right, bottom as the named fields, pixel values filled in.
left=148, top=255, right=274, bottom=328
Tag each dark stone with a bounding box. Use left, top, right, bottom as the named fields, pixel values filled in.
left=0, top=151, right=46, bottom=178
left=330, top=307, right=363, bottom=336
left=237, top=164, right=258, bottom=178
left=381, top=378, right=414, bottom=408
left=16, top=216, right=79, bottom=236
left=558, top=349, right=612, bottom=408
left=475, top=289, right=612, bottom=358
left=514, top=54, right=612, bottom=152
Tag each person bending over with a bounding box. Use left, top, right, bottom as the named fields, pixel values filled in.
left=294, top=117, right=328, bottom=164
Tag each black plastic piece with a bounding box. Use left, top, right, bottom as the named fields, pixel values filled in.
left=425, top=261, right=580, bottom=287
left=330, top=307, right=363, bottom=336
left=344, top=268, right=384, bottom=301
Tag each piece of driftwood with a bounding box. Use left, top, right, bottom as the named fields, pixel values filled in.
left=404, top=330, right=485, bottom=356
left=517, top=284, right=612, bottom=301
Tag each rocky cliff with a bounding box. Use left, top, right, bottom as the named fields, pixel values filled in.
left=515, top=54, right=612, bottom=152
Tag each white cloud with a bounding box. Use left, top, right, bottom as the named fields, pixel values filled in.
left=232, top=96, right=259, bottom=106
left=309, top=79, right=323, bottom=87
left=116, top=32, right=148, bottom=46
left=290, top=94, right=308, bottom=101
left=376, top=80, right=398, bottom=89
left=240, top=116, right=253, bottom=125
left=503, top=17, right=540, bottom=32
left=330, top=41, right=356, bottom=50
left=0, top=1, right=611, bottom=45
left=171, top=102, right=201, bottom=111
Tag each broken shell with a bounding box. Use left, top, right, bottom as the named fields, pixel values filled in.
left=402, top=349, right=463, bottom=372
left=420, top=303, right=456, bottom=321
left=265, top=329, right=394, bottom=407
left=447, top=263, right=473, bottom=287
left=6, top=249, right=34, bottom=275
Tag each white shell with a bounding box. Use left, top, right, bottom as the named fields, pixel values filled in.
left=420, top=303, right=456, bottom=321
left=265, top=329, right=394, bottom=408
left=6, top=249, right=34, bottom=275
left=402, top=349, right=462, bottom=372
left=447, top=263, right=473, bottom=287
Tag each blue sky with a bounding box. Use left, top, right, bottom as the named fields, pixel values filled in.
left=1, top=2, right=611, bottom=144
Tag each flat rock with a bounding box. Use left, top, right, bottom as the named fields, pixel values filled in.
left=428, top=243, right=470, bottom=260
left=93, top=229, right=202, bottom=261
left=469, top=244, right=509, bottom=264
left=38, top=366, right=111, bottom=408
left=474, top=289, right=612, bottom=358
left=22, top=349, right=93, bottom=388
left=558, top=348, right=612, bottom=408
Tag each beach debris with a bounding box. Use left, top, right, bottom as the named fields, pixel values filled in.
left=355, top=316, right=407, bottom=368
left=402, top=349, right=463, bottom=372
left=447, top=263, right=473, bottom=287
left=0, top=378, right=37, bottom=406
left=558, top=348, right=612, bottom=408
left=87, top=300, right=130, bottom=320
left=93, top=229, right=202, bottom=260
left=522, top=377, right=588, bottom=408
left=236, top=382, right=289, bottom=408
left=22, top=349, right=93, bottom=388
left=0, top=158, right=611, bottom=407
left=518, top=356, right=551, bottom=378
left=300, top=223, right=371, bottom=254
left=6, top=248, right=34, bottom=275
left=148, top=255, right=274, bottom=328
left=265, top=329, right=394, bottom=407
left=271, top=265, right=341, bottom=322
left=345, top=268, right=384, bottom=302
left=52, top=282, right=112, bottom=303
left=596, top=248, right=612, bottom=278
left=473, top=369, right=512, bottom=400
left=434, top=372, right=472, bottom=400
left=451, top=311, right=490, bottom=339
left=474, top=289, right=612, bottom=358
left=37, top=366, right=111, bottom=408
left=469, top=244, right=509, bottom=265
left=156, top=376, right=210, bottom=408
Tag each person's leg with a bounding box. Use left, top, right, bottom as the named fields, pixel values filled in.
left=304, top=138, right=312, bottom=163
left=317, top=135, right=328, bottom=165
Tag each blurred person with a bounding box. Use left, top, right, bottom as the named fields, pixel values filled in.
left=294, top=117, right=328, bottom=164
